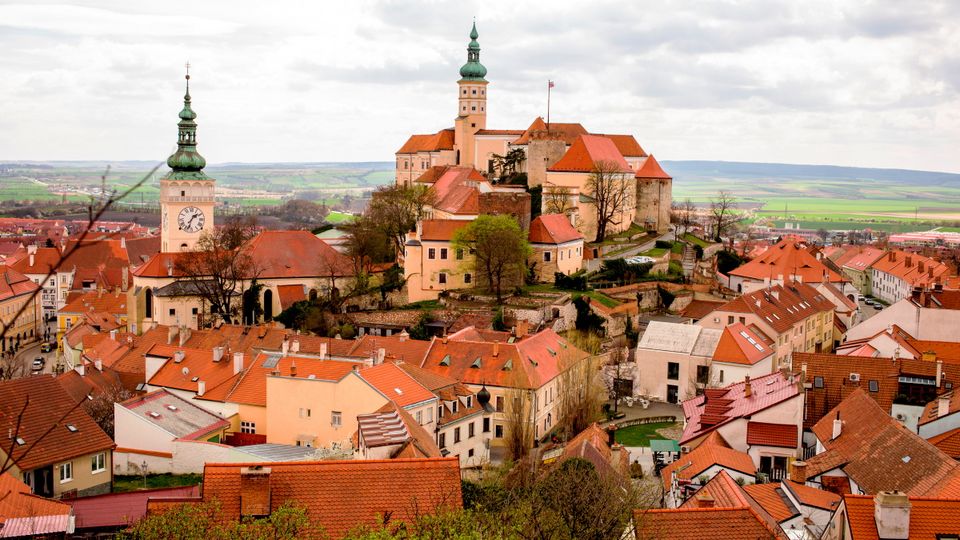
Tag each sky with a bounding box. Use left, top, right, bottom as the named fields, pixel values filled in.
left=1, top=0, right=959, bottom=172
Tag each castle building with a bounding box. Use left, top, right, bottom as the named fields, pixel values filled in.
left=395, top=23, right=672, bottom=240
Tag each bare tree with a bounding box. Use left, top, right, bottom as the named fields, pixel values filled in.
left=544, top=185, right=574, bottom=215
left=452, top=214, right=531, bottom=303
left=556, top=347, right=603, bottom=438
left=83, top=382, right=134, bottom=438
left=604, top=336, right=632, bottom=415
left=366, top=184, right=436, bottom=255
left=586, top=160, right=633, bottom=243
left=342, top=214, right=393, bottom=275
left=0, top=354, right=26, bottom=381
left=709, top=190, right=740, bottom=242
left=174, top=216, right=261, bottom=325
left=504, top=387, right=535, bottom=463
left=671, top=198, right=696, bottom=238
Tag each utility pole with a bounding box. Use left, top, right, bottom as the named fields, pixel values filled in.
left=546, top=80, right=554, bottom=131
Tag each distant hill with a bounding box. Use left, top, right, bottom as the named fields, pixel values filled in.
left=661, top=160, right=960, bottom=186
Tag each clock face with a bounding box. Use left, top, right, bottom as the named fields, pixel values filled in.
left=178, top=206, right=205, bottom=233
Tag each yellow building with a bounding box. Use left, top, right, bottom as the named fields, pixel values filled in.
left=0, top=264, right=41, bottom=355
left=402, top=220, right=474, bottom=302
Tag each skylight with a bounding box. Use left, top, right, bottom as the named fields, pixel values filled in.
left=66, top=424, right=78, bottom=432
left=148, top=411, right=160, bottom=418
left=439, top=354, right=450, bottom=366
left=15, top=437, right=25, bottom=445
left=394, top=388, right=403, bottom=395
left=502, top=359, right=513, bottom=371
left=167, top=405, right=178, bottom=411
left=470, top=357, right=482, bottom=368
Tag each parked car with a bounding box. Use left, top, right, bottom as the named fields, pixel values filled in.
left=31, top=357, right=45, bottom=372
left=40, top=342, right=53, bottom=353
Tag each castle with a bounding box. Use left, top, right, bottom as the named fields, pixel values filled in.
left=395, top=23, right=673, bottom=241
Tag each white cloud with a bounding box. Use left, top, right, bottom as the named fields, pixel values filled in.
left=0, top=0, right=958, bottom=172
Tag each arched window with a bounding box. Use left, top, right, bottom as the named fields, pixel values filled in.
left=309, top=289, right=318, bottom=301
left=263, top=289, right=274, bottom=321
left=144, top=288, right=153, bottom=319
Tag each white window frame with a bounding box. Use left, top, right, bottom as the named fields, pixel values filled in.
left=240, top=421, right=256, bottom=434
left=59, top=461, right=73, bottom=483
left=331, top=411, right=342, bottom=427
left=91, top=452, right=106, bottom=474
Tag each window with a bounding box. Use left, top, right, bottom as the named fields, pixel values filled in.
left=440, top=248, right=448, bottom=259
left=192, top=307, right=198, bottom=315
left=428, top=248, right=436, bottom=259
left=438, top=273, right=447, bottom=285
left=667, top=362, right=680, bottom=380
left=814, top=376, right=824, bottom=388
left=299, top=408, right=311, bottom=418
left=454, top=427, right=461, bottom=443
left=696, top=365, right=709, bottom=385
left=868, top=380, right=879, bottom=392
left=169, top=308, right=176, bottom=316
left=331, top=411, right=342, bottom=427
left=728, top=316, right=735, bottom=324
left=739, top=317, right=746, bottom=324
left=466, top=396, right=473, bottom=408
left=483, top=418, right=490, bottom=432
left=59, top=462, right=73, bottom=483
left=91, top=453, right=105, bottom=474
left=468, top=449, right=474, bottom=458
left=544, top=251, right=552, bottom=262
left=464, top=273, right=472, bottom=284
left=240, top=421, right=256, bottom=434
left=495, top=424, right=504, bottom=438
left=456, top=248, right=464, bottom=260
left=719, top=370, right=725, bottom=383
left=415, top=410, right=423, bottom=424
left=472, top=89, right=477, bottom=95
left=495, top=396, right=504, bottom=412
left=469, top=422, right=475, bottom=438
left=439, top=432, right=447, bottom=448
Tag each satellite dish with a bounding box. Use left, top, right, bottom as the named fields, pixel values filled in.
left=181, top=367, right=190, bottom=376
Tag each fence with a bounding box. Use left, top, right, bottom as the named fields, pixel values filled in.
left=614, top=416, right=678, bottom=429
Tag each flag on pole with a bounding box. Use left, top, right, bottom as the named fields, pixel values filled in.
left=548, top=80, right=555, bottom=89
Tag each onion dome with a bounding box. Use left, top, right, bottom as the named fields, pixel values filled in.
left=458, top=21, right=487, bottom=81
left=476, top=384, right=491, bottom=407
left=165, top=72, right=209, bottom=180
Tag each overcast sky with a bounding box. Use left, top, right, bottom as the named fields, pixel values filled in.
left=1, top=0, right=958, bottom=172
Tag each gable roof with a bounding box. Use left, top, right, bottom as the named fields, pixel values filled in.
left=561, top=423, right=629, bottom=480
left=357, top=362, right=436, bottom=408
left=842, top=494, right=960, bottom=540
left=0, top=264, right=38, bottom=302
left=0, top=375, right=114, bottom=470
left=6, top=247, right=61, bottom=276
left=427, top=166, right=485, bottom=215
left=741, top=482, right=798, bottom=523
left=528, top=214, right=583, bottom=244
left=635, top=506, right=779, bottom=540
left=871, top=250, right=951, bottom=288
left=712, top=323, right=774, bottom=366
left=547, top=134, right=633, bottom=173
left=396, top=129, right=456, bottom=154
left=840, top=246, right=886, bottom=272
left=634, top=154, right=672, bottom=179
left=418, top=219, right=470, bottom=242
left=680, top=299, right=726, bottom=321
left=245, top=230, right=354, bottom=278
left=60, top=289, right=127, bottom=315
left=638, top=321, right=721, bottom=357
left=513, top=117, right=588, bottom=145
left=926, top=427, right=960, bottom=458
left=745, top=421, right=798, bottom=448
left=729, top=238, right=845, bottom=284
left=201, top=457, right=462, bottom=538
left=805, top=389, right=960, bottom=496
left=357, top=402, right=442, bottom=458
left=660, top=432, right=757, bottom=490
left=0, top=473, right=72, bottom=537
left=715, top=282, right=837, bottom=334
left=593, top=134, right=647, bottom=157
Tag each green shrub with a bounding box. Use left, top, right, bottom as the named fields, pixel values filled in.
left=655, top=240, right=673, bottom=249
left=554, top=271, right=589, bottom=291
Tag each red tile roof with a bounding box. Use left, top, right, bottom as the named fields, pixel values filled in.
left=513, top=117, right=588, bottom=145
left=679, top=470, right=753, bottom=510
left=0, top=375, right=114, bottom=470
left=712, top=323, right=774, bottom=366
left=350, top=334, right=432, bottom=365
left=418, top=219, right=470, bottom=242
left=679, top=371, right=801, bottom=444
left=474, top=129, right=525, bottom=136
left=634, top=154, right=672, bottom=179
left=919, top=391, right=960, bottom=426
left=131, top=251, right=188, bottom=278
left=593, top=134, right=647, bottom=157
left=427, top=167, right=485, bottom=215
left=396, top=129, right=456, bottom=154
left=7, top=247, right=61, bottom=276
left=680, top=299, right=726, bottom=320
left=635, top=506, right=780, bottom=540
left=840, top=246, right=886, bottom=272
left=715, top=281, right=837, bottom=334
left=0, top=473, right=72, bottom=536
left=201, top=457, right=462, bottom=538
left=661, top=432, right=757, bottom=490
left=276, top=284, right=306, bottom=310
left=246, top=230, right=354, bottom=278
left=146, top=344, right=240, bottom=393
left=741, top=482, right=797, bottom=523
left=745, top=421, right=798, bottom=448
left=528, top=213, right=583, bottom=244
left=805, top=389, right=959, bottom=496
left=842, top=494, right=960, bottom=540
left=547, top=134, right=633, bottom=173
left=0, top=264, right=39, bottom=302
left=927, top=427, right=960, bottom=458
left=358, top=362, right=436, bottom=408
left=60, top=289, right=127, bottom=315
left=561, top=423, right=630, bottom=479
left=908, top=339, right=960, bottom=364
left=68, top=485, right=200, bottom=529
left=871, top=250, right=951, bottom=289
left=782, top=480, right=841, bottom=510
left=728, top=238, right=845, bottom=284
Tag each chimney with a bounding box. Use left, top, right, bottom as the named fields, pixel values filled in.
left=906, top=255, right=913, bottom=268
left=606, top=424, right=617, bottom=447
left=918, top=261, right=925, bottom=274
left=178, top=326, right=191, bottom=347
left=291, top=339, right=300, bottom=354
left=874, top=492, right=911, bottom=540
left=398, top=331, right=408, bottom=342
left=174, top=350, right=185, bottom=363
left=197, top=380, right=205, bottom=396
left=938, top=395, right=951, bottom=418
left=240, top=467, right=272, bottom=518
left=122, top=266, right=129, bottom=290
left=281, top=338, right=289, bottom=356
left=29, top=252, right=34, bottom=267
left=233, top=352, right=244, bottom=375
left=75, top=363, right=85, bottom=377
left=442, top=335, right=449, bottom=345
left=889, top=251, right=896, bottom=262
left=289, top=360, right=297, bottom=377
left=937, top=359, right=943, bottom=387
left=493, top=341, right=500, bottom=357
left=515, top=319, right=530, bottom=339
left=695, top=493, right=716, bottom=508
left=167, top=325, right=179, bottom=345
left=377, top=347, right=386, bottom=365
left=929, top=267, right=934, bottom=278
left=318, top=342, right=325, bottom=360
left=212, top=346, right=225, bottom=362
left=832, top=412, right=843, bottom=439
left=789, top=460, right=807, bottom=483
left=27, top=244, right=37, bottom=256
left=110, top=329, right=117, bottom=341
left=743, top=375, right=752, bottom=398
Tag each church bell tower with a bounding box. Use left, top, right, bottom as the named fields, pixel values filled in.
left=159, top=68, right=216, bottom=252
left=454, top=22, right=488, bottom=169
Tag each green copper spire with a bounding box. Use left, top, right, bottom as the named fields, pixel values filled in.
left=165, top=68, right=209, bottom=180
left=459, top=21, right=487, bottom=81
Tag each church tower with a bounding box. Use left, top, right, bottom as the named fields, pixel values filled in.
left=160, top=70, right=215, bottom=252
left=454, top=22, right=488, bottom=169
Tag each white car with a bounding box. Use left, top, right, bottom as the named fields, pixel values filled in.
left=625, top=256, right=655, bottom=265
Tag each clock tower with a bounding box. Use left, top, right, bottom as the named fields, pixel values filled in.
left=160, top=70, right=215, bottom=252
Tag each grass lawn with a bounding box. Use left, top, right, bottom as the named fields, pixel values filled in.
left=681, top=233, right=710, bottom=247
left=671, top=242, right=684, bottom=254
left=614, top=422, right=677, bottom=446
left=572, top=290, right=620, bottom=309
left=325, top=210, right=355, bottom=224
left=113, top=473, right=202, bottom=493
left=641, top=247, right=667, bottom=257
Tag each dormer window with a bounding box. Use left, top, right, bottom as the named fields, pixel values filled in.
left=466, top=396, right=473, bottom=408
left=471, top=357, right=481, bottom=368
left=451, top=401, right=458, bottom=413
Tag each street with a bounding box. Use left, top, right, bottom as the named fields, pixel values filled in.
left=10, top=321, right=59, bottom=377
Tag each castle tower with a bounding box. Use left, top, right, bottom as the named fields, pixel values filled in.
left=159, top=70, right=215, bottom=252
left=454, top=22, right=488, bottom=169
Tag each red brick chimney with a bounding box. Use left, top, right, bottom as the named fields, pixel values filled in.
left=790, top=460, right=808, bottom=483
left=743, top=375, right=752, bottom=398
left=695, top=493, right=716, bottom=508
left=240, top=466, right=272, bottom=518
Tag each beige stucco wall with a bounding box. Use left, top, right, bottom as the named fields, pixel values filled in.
left=403, top=239, right=476, bottom=302
left=526, top=139, right=567, bottom=188
left=265, top=372, right=387, bottom=449
left=545, top=171, right=635, bottom=242
left=474, top=136, right=511, bottom=175
left=699, top=310, right=833, bottom=368
left=635, top=348, right=710, bottom=403
left=530, top=240, right=584, bottom=282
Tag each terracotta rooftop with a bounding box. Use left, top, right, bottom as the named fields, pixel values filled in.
left=276, top=284, right=306, bottom=310
left=679, top=470, right=753, bottom=510
left=0, top=473, right=72, bottom=537
left=840, top=246, right=886, bottom=272
left=0, top=375, right=114, bottom=471
left=927, top=427, right=960, bottom=458
left=357, top=402, right=441, bottom=459
left=715, top=281, right=837, bottom=334
left=660, top=432, right=757, bottom=490
left=201, top=457, right=462, bottom=537
left=396, top=128, right=456, bottom=154
left=711, top=323, right=775, bottom=366
left=679, top=371, right=802, bottom=444
left=0, top=264, right=39, bottom=302
left=919, top=391, right=960, bottom=427
left=634, top=154, right=672, bottom=179
left=548, top=134, right=633, bottom=173
left=805, top=389, right=959, bottom=496
left=350, top=334, right=432, bottom=365
left=561, top=423, right=629, bottom=480
left=528, top=213, right=583, bottom=245
left=745, top=421, right=798, bottom=449
left=68, top=485, right=200, bottom=530
left=428, top=166, right=485, bottom=215
left=417, top=219, right=470, bottom=242
left=246, top=230, right=354, bottom=278
left=635, top=506, right=781, bottom=540
left=741, top=482, right=797, bottom=523
left=6, top=246, right=61, bottom=276
left=871, top=250, right=951, bottom=289
left=679, top=299, right=725, bottom=321
left=60, top=289, right=127, bottom=315
left=842, top=494, right=960, bottom=540
left=592, top=133, right=647, bottom=157
left=728, top=238, right=845, bottom=284
left=358, top=362, right=436, bottom=408
left=513, top=117, right=588, bottom=145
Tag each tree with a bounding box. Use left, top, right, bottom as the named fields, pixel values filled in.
left=174, top=216, right=261, bottom=325
left=278, top=199, right=329, bottom=228
left=816, top=227, right=830, bottom=243
left=556, top=350, right=602, bottom=438
left=671, top=198, right=696, bottom=238
left=452, top=215, right=531, bottom=303
left=83, top=381, right=134, bottom=438
left=544, top=185, right=574, bottom=215
left=119, top=500, right=314, bottom=540
left=491, top=148, right=526, bottom=180
left=342, top=214, right=393, bottom=274
left=503, top=386, right=535, bottom=462
left=366, top=184, right=435, bottom=255
left=605, top=336, right=631, bottom=415
left=709, top=190, right=740, bottom=242
left=0, top=353, right=25, bottom=381
left=586, top=160, right=633, bottom=243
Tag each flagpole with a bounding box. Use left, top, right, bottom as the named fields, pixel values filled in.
left=547, top=80, right=552, bottom=132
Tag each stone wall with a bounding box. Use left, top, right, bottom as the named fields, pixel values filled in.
left=635, top=178, right=672, bottom=233
left=526, top=137, right=567, bottom=189
left=479, top=190, right=532, bottom=231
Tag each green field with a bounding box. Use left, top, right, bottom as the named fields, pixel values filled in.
left=614, top=422, right=677, bottom=447
left=325, top=210, right=355, bottom=224
left=113, top=473, right=202, bottom=493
